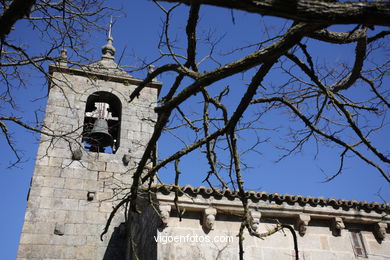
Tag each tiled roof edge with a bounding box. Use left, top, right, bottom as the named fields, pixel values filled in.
left=150, top=185, right=390, bottom=213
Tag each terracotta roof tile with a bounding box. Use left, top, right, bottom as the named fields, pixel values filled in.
left=151, top=185, right=390, bottom=213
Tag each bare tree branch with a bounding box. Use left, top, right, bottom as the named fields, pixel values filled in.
left=158, top=0, right=390, bottom=26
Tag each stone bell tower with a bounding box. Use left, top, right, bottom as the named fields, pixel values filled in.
left=17, top=31, right=161, bottom=259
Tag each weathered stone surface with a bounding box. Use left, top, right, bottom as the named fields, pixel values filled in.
left=87, top=161, right=106, bottom=172
left=153, top=190, right=390, bottom=260
left=43, top=177, right=65, bottom=188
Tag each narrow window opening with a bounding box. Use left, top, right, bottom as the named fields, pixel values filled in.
left=350, top=230, right=368, bottom=258
left=82, top=92, right=121, bottom=153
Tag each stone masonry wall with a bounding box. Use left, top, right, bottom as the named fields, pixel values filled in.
left=157, top=214, right=390, bottom=260
left=17, top=68, right=158, bottom=260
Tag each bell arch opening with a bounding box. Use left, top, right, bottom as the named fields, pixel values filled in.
left=82, top=91, right=122, bottom=154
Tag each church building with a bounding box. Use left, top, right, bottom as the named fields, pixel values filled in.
left=17, top=31, right=390, bottom=260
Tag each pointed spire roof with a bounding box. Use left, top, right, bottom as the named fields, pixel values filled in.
left=86, top=18, right=130, bottom=77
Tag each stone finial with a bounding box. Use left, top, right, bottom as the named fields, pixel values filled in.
left=58, top=48, right=68, bottom=67
left=249, top=210, right=261, bottom=232
left=296, top=214, right=311, bottom=236
left=374, top=222, right=387, bottom=241
left=203, top=207, right=217, bottom=230
left=159, top=204, right=171, bottom=227
left=102, top=36, right=116, bottom=60
left=331, top=217, right=345, bottom=236
left=101, top=18, right=115, bottom=60
left=148, top=65, right=157, bottom=82
left=148, top=64, right=155, bottom=73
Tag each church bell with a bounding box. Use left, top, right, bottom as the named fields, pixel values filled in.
left=86, top=118, right=113, bottom=148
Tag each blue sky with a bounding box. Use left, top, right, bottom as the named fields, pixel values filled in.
left=1, top=1, right=389, bottom=259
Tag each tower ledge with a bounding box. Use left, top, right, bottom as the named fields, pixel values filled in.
left=49, top=63, right=162, bottom=92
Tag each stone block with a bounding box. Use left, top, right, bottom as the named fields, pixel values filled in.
left=262, top=248, right=295, bottom=260
left=51, top=245, right=77, bottom=259
left=320, top=235, right=330, bottom=250
left=36, top=166, right=62, bottom=177
left=98, top=171, right=113, bottom=180
left=123, top=121, right=141, bottom=132
left=53, top=188, right=68, bottom=198
left=62, top=159, right=88, bottom=169
left=328, top=233, right=354, bottom=253
left=28, top=186, right=42, bottom=197
left=106, top=162, right=129, bottom=173
left=309, top=250, right=354, bottom=260
left=87, top=161, right=106, bottom=171
left=51, top=235, right=87, bottom=246
left=18, top=244, right=77, bottom=259
left=97, top=191, right=114, bottom=201
left=42, top=176, right=64, bottom=188
left=62, top=168, right=98, bottom=180
left=22, top=221, right=55, bottom=234
left=367, top=239, right=390, bottom=256
left=75, top=245, right=98, bottom=259
left=39, top=197, right=54, bottom=209
left=68, top=189, right=88, bottom=200
left=27, top=196, right=41, bottom=208
left=60, top=198, right=80, bottom=210
left=56, top=115, right=75, bottom=126
left=84, top=179, right=103, bottom=191
left=67, top=107, right=80, bottom=117
left=99, top=202, right=114, bottom=213
left=36, top=156, right=49, bottom=166
left=84, top=170, right=99, bottom=180
left=64, top=178, right=84, bottom=190
left=31, top=176, right=45, bottom=186
left=48, top=106, right=68, bottom=116
left=19, top=233, right=51, bottom=245
left=47, top=98, right=67, bottom=108
left=78, top=200, right=100, bottom=211
left=53, top=210, right=69, bottom=222
left=47, top=148, right=70, bottom=158
left=299, top=234, right=322, bottom=250
left=42, top=197, right=79, bottom=211
left=84, top=211, right=107, bottom=224
left=74, top=224, right=104, bottom=235
left=113, top=173, right=132, bottom=186
left=40, top=187, right=54, bottom=197
left=361, top=230, right=376, bottom=241
left=49, top=157, right=64, bottom=167
left=64, top=223, right=76, bottom=235
left=66, top=211, right=85, bottom=224
left=60, top=168, right=76, bottom=178
left=43, top=112, right=57, bottom=124
left=86, top=235, right=104, bottom=246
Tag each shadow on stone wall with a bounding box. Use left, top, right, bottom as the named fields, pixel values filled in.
left=103, top=223, right=127, bottom=260
left=103, top=197, right=160, bottom=260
